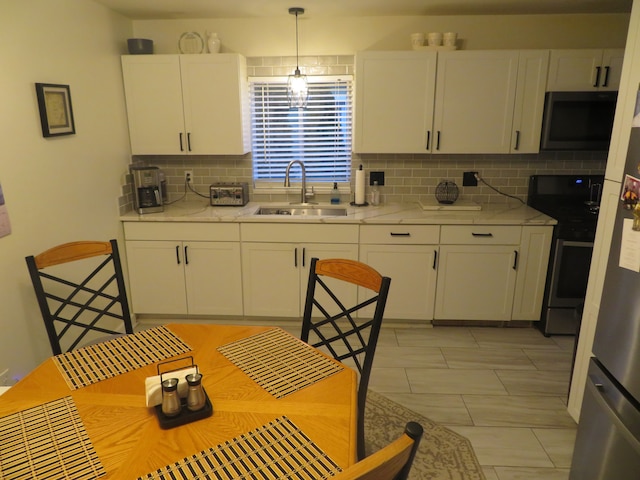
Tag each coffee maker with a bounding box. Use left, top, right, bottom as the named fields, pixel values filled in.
left=131, top=166, right=164, bottom=214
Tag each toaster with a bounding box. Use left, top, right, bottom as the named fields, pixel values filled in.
left=209, top=183, right=249, bottom=206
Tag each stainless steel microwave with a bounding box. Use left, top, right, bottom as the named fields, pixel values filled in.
left=540, top=91, right=617, bottom=151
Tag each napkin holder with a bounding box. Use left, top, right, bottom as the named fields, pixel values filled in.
left=148, top=356, right=213, bottom=429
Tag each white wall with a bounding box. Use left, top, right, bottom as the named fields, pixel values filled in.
left=0, top=0, right=132, bottom=381
left=132, top=13, right=630, bottom=56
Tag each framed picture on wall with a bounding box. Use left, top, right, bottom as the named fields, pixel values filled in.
left=35, top=83, right=76, bottom=137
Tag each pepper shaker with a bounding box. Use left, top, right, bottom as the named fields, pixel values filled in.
left=185, top=373, right=206, bottom=411
left=161, top=378, right=182, bottom=417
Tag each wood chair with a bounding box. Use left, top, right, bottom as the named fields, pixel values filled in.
left=332, top=421, right=423, bottom=480
left=301, top=257, right=391, bottom=460
left=25, top=240, right=134, bottom=355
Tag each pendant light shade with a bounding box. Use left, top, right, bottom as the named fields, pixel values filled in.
left=287, top=7, right=308, bottom=109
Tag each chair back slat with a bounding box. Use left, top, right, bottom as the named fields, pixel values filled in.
left=26, top=239, right=133, bottom=355
left=301, top=257, right=391, bottom=460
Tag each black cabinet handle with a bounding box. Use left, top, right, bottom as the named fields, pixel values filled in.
left=514, top=130, right=520, bottom=150
left=513, top=250, right=518, bottom=270
left=302, top=248, right=306, bottom=267
left=426, top=131, right=431, bottom=150
left=175, top=245, right=181, bottom=264
left=603, top=66, right=610, bottom=87
left=179, top=133, right=184, bottom=152
left=472, top=232, right=493, bottom=237
left=594, top=66, right=602, bottom=88
left=187, top=133, right=192, bottom=151
left=390, top=232, right=411, bottom=237
left=184, top=246, right=189, bottom=265
left=436, top=131, right=441, bottom=150
left=433, top=250, right=438, bottom=270
left=294, top=247, right=298, bottom=268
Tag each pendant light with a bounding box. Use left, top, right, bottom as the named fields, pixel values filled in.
left=287, top=7, right=308, bottom=109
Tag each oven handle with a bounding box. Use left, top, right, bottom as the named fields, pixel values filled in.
left=560, top=240, right=594, bottom=248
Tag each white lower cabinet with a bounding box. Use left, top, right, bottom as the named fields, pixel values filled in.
left=240, top=224, right=359, bottom=318
left=435, top=226, right=521, bottom=321
left=359, top=225, right=439, bottom=321
left=123, top=223, right=243, bottom=316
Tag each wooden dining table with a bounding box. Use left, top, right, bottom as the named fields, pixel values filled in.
left=0, top=323, right=358, bottom=479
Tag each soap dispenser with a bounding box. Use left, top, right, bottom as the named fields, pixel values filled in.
left=331, top=182, right=340, bottom=204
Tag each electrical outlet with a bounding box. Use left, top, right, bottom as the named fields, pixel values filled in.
left=184, top=170, right=193, bottom=183
left=0, top=368, right=9, bottom=386
left=463, top=171, right=478, bottom=187
left=370, top=171, right=385, bottom=186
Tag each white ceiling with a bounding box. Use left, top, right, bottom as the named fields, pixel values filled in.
left=94, top=0, right=632, bottom=20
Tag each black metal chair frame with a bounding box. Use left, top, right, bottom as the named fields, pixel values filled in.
left=25, top=239, right=133, bottom=355
left=301, top=257, right=391, bottom=460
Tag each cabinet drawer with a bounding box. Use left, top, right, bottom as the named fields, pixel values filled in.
left=123, top=222, right=240, bottom=241
left=440, top=225, right=521, bottom=245
left=241, top=224, right=358, bottom=243
left=360, top=225, right=439, bottom=244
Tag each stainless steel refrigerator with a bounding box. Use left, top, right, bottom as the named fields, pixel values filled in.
left=569, top=125, right=640, bottom=478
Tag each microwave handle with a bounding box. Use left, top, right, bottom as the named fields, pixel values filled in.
left=594, top=66, right=601, bottom=88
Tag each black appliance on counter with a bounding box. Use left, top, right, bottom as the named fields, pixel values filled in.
left=527, top=174, right=603, bottom=336
left=569, top=128, right=640, bottom=479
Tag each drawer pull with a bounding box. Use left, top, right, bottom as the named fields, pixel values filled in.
left=390, top=232, right=411, bottom=237
left=471, top=232, right=493, bottom=237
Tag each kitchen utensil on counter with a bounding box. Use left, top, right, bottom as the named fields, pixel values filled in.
left=435, top=180, right=459, bottom=204
left=131, top=165, right=163, bottom=214
left=210, top=182, right=249, bottom=206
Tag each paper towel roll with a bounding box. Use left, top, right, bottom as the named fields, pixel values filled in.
left=355, top=166, right=366, bottom=205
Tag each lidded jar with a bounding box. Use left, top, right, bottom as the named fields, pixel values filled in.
left=161, top=378, right=181, bottom=417
left=185, top=373, right=206, bottom=411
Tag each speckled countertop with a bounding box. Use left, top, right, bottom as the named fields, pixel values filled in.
left=120, top=200, right=557, bottom=226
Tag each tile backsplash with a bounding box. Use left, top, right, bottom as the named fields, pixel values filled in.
left=119, top=55, right=607, bottom=214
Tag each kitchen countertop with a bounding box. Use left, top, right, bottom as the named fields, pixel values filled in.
left=120, top=200, right=557, bottom=226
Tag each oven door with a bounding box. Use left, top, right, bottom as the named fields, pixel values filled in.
left=548, top=239, right=594, bottom=308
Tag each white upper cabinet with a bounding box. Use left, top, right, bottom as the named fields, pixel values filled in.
left=547, top=49, right=625, bottom=91
left=433, top=50, right=519, bottom=154
left=353, top=50, right=549, bottom=154
left=511, top=50, right=550, bottom=153
left=121, top=54, right=250, bottom=155
left=354, top=51, right=437, bottom=154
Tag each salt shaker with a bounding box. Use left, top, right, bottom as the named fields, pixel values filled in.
left=161, top=378, right=181, bottom=417
left=185, top=373, right=206, bottom=411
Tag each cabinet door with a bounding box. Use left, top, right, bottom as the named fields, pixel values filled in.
left=121, top=56, right=186, bottom=155
left=434, top=245, right=518, bottom=320
left=512, top=226, right=553, bottom=320
left=433, top=51, right=519, bottom=153
left=547, top=49, right=602, bottom=91
left=184, top=242, right=243, bottom=315
left=511, top=50, right=549, bottom=153
left=241, top=243, right=300, bottom=317
left=180, top=54, right=250, bottom=155
left=601, top=49, right=625, bottom=91
left=354, top=51, right=437, bottom=153
left=360, top=244, right=437, bottom=320
left=125, top=240, right=188, bottom=314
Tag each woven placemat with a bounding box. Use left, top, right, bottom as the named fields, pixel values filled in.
left=217, top=328, right=343, bottom=398
left=138, top=416, right=341, bottom=480
left=54, top=326, right=192, bottom=390
left=0, top=396, right=105, bottom=480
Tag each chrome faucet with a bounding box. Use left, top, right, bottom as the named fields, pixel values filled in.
left=284, top=160, right=314, bottom=204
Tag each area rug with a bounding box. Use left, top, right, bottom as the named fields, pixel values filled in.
left=364, top=390, right=486, bottom=480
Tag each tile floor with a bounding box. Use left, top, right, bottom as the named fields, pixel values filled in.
left=369, top=323, right=577, bottom=480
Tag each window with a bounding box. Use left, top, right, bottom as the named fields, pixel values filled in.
left=250, top=76, right=352, bottom=185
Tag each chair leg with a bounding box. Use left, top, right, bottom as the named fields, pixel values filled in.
left=357, top=404, right=366, bottom=460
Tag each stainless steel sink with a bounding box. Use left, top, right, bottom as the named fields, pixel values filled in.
left=255, top=206, right=348, bottom=216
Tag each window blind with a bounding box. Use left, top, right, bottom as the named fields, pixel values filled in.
left=250, top=76, right=353, bottom=183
